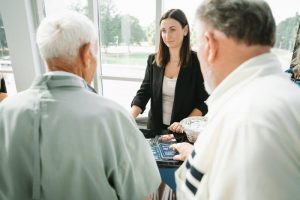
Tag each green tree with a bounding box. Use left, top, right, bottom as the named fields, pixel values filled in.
left=275, top=13, right=300, bottom=51
left=118, top=15, right=145, bottom=52
left=129, top=16, right=145, bottom=45
left=99, top=0, right=120, bottom=48
left=0, top=14, right=8, bottom=57
left=145, top=21, right=155, bottom=46
left=68, top=2, right=88, bottom=16
left=68, top=0, right=147, bottom=51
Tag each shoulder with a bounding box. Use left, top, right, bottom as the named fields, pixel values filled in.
left=185, top=51, right=200, bottom=71
left=0, top=89, right=38, bottom=116
left=90, top=94, right=135, bottom=123
left=190, top=51, right=199, bottom=64
left=147, top=53, right=156, bottom=63
left=148, top=53, right=156, bottom=58
left=146, top=53, right=159, bottom=70
left=225, top=75, right=300, bottom=123
left=191, top=50, right=197, bottom=57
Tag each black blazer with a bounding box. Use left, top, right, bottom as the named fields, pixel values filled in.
left=0, top=77, right=7, bottom=93
left=131, top=51, right=208, bottom=130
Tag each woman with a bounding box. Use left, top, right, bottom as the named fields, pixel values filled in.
left=131, top=9, right=208, bottom=134
left=0, top=72, right=7, bottom=101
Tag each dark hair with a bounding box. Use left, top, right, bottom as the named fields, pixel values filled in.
left=196, top=0, right=276, bottom=46
left=156, top=9, right=191, bottom=67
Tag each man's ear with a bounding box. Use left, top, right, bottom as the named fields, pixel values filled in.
left=204, top=31, right=218, bottom=63
left=79, top=43, right=91, bottom=68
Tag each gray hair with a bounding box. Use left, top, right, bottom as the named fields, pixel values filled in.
left=36, top=11, right=98, bottom=63
left=196, top=0, right=276, bottom=46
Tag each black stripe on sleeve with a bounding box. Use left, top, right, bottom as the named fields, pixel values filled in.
left=186, top=159, right=191, bottom=169
left=191, top=166, right=204, bottom=182
left=191, top=150, right=196, bottom=158
left=185, top=179, right=197, bottom=195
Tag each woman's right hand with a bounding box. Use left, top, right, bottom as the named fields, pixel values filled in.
left=130, top=105, right=142, bottom=118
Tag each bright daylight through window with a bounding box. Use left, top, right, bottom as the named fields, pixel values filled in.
left=1, top=0, right=299, bottom=111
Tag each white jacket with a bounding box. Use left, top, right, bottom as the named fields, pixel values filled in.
left=176, top=53, right=300, bottom=200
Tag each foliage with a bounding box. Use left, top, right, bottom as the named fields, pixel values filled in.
left=145, top=21, right=155, bottom=46
left=118, top=15, right=145, bottom=45
left=275, top=13, right=300, bottom=51
left=99, top=0, right=145, bottom=51
left=69, top=2, right=88, bottom=16
left=0, top=15, right=9, bottom=57
left=99, top=0, right=119, bottom=48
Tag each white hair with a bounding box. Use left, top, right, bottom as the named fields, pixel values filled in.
left=36, top=10, right=98, bottom=63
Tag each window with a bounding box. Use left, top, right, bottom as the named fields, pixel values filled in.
left=13, top=0, right=296, bottom=112
left=0, top=12, right=16, bottom=95
left=98, top=0, right=155, bottom=113
left=102, top=79, right=143, bottom=109
left=263, top=0, right=300, bottom=71
left=40, top=0, right=300, bottom=113
left=43, top=0, right=88, bottom=15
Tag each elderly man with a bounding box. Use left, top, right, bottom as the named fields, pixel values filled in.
left=0, top=11, right=160, bottom=200
left=173, top=0, right=300, bottom=199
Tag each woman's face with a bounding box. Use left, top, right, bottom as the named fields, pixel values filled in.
left=160, top=18, right=187, bottom=49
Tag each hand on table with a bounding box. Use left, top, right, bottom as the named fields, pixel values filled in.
left=159, top=134, right=175, bottom=142
left=170, top=142, right=193, bottom=161
left=159, top=122, right=184, bottom=142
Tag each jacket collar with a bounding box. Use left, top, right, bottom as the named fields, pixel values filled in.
left=31, top=73, right=88, bottom=90
left=206, top=52, right=282, bottom=119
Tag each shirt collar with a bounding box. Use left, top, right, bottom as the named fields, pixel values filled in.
left=205, top=52, right=282, bottom=117
left=32, top=71, right=88, bottom=90
left=44, top=71, right=83, bottom=80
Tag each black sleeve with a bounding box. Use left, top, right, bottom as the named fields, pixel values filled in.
left=0, top=78, right=7, bottom=93
left=130, top=55, right=154, bottom=113
left=193, top=55, right=209, bottom=115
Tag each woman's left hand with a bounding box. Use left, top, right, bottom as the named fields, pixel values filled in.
left=168, top=122, right=183, bottom=133
left=159, top=134, right=174, bottom=142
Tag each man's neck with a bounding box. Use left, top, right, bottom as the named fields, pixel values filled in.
left=46, top=58, right=83, bottom=79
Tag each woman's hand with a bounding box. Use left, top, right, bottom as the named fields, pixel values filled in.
left=168, top=122, right=183, bottom=133
left=159, top=122, right=183, bottom=142
left=159, top=134, right=174, bottom=142
left=130, top=105, right=142, bottom=118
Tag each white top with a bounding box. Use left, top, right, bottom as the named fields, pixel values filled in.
left=175, top=53, right=300, bottom=200
left=162, top=76, right=177, bottom=125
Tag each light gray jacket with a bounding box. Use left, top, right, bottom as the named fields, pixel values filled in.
left=0, top=74, right=160, bottom=200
